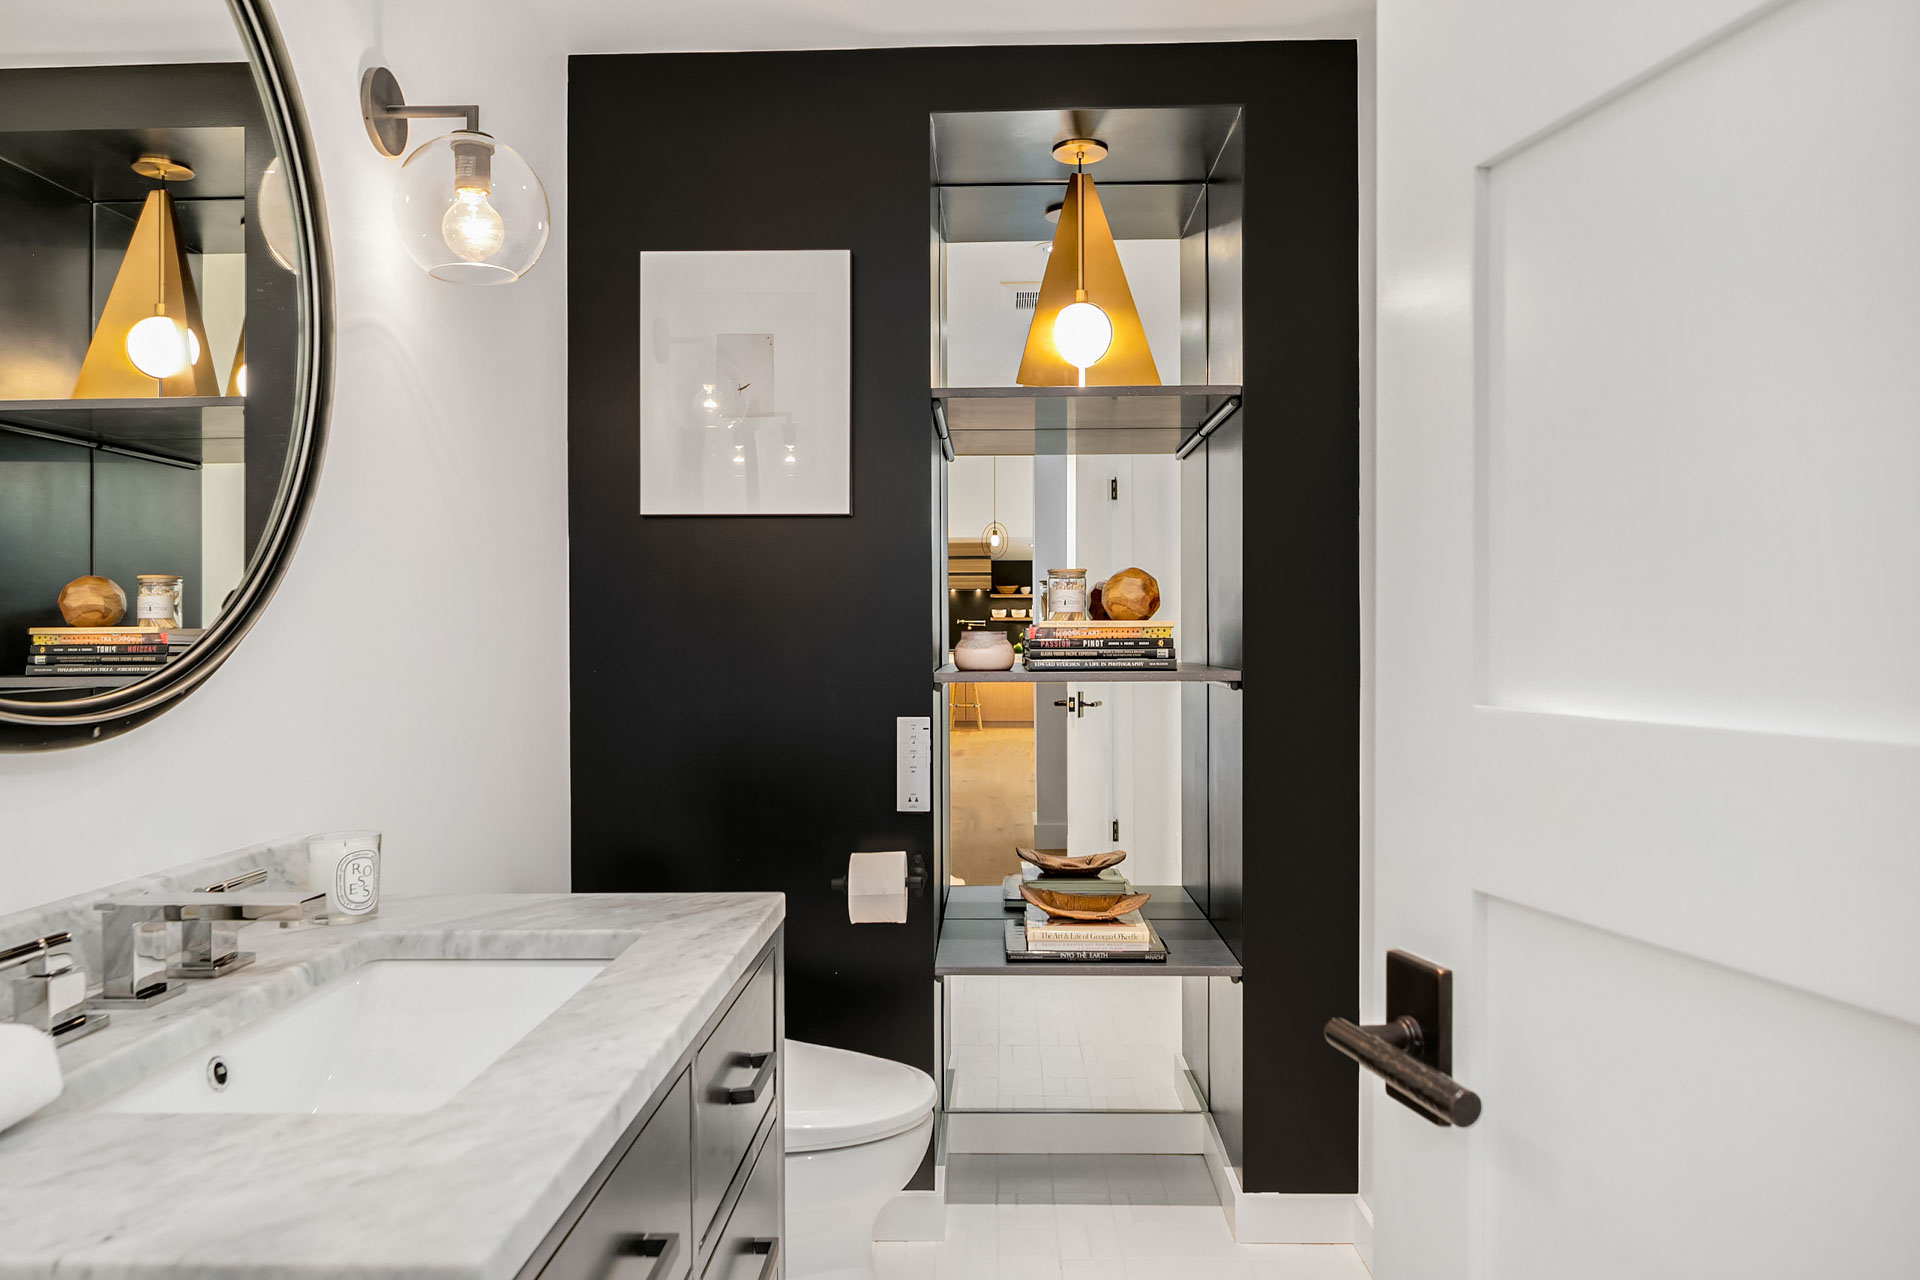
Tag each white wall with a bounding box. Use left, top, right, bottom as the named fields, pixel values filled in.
left=0, top=0, right=572, bottom=914
left=947, top=455, right=1034, bottom=559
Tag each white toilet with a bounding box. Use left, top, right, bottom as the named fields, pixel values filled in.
left=783, top=1039, right=937, bottom=1280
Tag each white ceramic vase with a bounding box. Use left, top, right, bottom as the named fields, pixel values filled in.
left=953, top=630, right=1016, bottom=671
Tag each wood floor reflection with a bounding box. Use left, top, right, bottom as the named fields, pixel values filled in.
left=949, top=723, right=1034, bottom=885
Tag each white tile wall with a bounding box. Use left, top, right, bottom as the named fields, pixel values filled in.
left=875, top=1155, right=1371, bottom=1278
left=948, top=976, right=1196, bottom=1112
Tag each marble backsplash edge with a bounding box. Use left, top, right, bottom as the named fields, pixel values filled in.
left=0, top=836, right=313, bottom=985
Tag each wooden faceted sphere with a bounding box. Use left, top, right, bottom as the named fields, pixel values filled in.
left=58, top=575, right=127, bottom=627
left=1102, top=567, right=1161, bottom=621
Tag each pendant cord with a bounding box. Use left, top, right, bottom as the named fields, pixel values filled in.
left=1075, top=152, right=1086, bottom=296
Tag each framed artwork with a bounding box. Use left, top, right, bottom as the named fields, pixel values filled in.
left=638, top=249, right=851, bottom=515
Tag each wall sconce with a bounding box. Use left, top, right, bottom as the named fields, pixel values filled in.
left=360, top=67, right=549, bottom=284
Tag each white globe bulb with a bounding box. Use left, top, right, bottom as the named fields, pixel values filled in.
left=1053, top=300, right=1113, bottom=370
left=441, top=188, right=506, bottom=262
left=126, top=315, right=193, bottom=379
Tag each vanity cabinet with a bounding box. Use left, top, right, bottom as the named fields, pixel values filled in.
left=521, top=935, right=783, bottom=1280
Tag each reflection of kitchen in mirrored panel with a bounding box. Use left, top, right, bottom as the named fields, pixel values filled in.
left=0, top=46, right=302, bottom=704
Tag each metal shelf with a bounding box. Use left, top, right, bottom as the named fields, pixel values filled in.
left=936, top=662, right=1240, bottom=687
left=936, top=885, right=1241, bottom=978
left=931, top=386, right=1241, bottom=459
left=0, top=397, right=245, bottom=466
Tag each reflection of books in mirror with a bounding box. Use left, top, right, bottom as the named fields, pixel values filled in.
left=1024, top=908, right=1151, bottom=950
left=1024, top=657, right=1177, bottom=671
left=1004, top=919, right=1168, bottom=963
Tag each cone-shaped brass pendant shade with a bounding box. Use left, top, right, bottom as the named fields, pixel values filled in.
left=226, top=330, right=247, bottom=397
left=1016, top=172, right=1160, bottom=387
left=74, top=188, right=219, bottom=398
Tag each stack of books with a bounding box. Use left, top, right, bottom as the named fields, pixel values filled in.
left=1005, top=909, right=1167, bottom=963
left=1022, top=618, right=1176, bottom=672
left=22, top=626, right=204, bottom=677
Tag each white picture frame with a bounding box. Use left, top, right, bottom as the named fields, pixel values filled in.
left=639, top=249, right=851, bottom=515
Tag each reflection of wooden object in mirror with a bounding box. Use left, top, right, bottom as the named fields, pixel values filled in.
left=57, top=576, right=128, bottom=627
left=1016, top=846, right=1127, bottom=876
left=1019, top=885, right=1151, bottom=920
left=1103, top=567, right=1160, bottom=620
left=1088, top=582, right=1109, bottom=619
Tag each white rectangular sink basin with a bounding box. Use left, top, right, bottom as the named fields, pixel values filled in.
left=101, top=959, right=604, bottom=1115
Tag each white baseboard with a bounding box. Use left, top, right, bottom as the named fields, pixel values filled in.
left=1201, top=1113, right=1366, bottom=1245
left=945, top=1109, right=1207, bottom=1154
left=873, top=1189, right=946, bottom=1242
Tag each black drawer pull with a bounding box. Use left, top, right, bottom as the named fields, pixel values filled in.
left=748, top=1237, right=780, bottom=1280
left=604, top=1232, right=678, bottom=1279
left=724, top=1052, right=775, bottom=1105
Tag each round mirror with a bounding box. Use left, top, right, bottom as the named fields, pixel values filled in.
left=0, top=0, right=330, bottom=746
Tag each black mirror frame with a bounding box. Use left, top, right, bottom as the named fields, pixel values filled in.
left=0, top=0, right=333, bottom=750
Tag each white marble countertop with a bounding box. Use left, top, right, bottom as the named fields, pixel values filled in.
left=0, top=892, right=785, bottom=1279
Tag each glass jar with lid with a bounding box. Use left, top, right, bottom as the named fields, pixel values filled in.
left=1043, top=568, right=1089, bottom=621
left=135, top=574, right=185, bottom=630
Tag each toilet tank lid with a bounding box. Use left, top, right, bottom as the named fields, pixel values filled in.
left=783, top=1039, right=937, bottom=1153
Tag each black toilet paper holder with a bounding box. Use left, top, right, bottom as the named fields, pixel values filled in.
left=829, top=853, right=927, bottom=898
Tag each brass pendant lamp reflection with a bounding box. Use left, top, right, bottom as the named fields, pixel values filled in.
left=1015, top=138, right=1160, bottom=388
left=73, top=156, right=218, bottom=399
left=981, top=457, right=1010, bottom=558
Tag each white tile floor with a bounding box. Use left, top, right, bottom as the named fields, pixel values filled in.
left=948, top=977, right=1198, bottom=1111
left=873, top=1155, right=1371, bottom=1279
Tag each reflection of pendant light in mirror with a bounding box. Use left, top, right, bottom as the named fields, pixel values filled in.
left=226, top=332, right=248, bottom=397
left=362, top=67, right=549, bottom=284
left=258, top=156, right=297, bottom=271
left=981, top=458, right=1009, bottom=558
left=74, top=155, right=218, bottom=398
left=1015, top=139, right=1160, bottom=388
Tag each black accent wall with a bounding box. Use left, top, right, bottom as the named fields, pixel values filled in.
left=570, top=42, right=1357, bottom=1194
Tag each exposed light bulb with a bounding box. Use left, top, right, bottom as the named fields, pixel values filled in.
left=1054, top=300, right=1113, bottom=374
left=125, top=314, right=194, bottom=379
left=441, top=186, right=505, bottom=262
left=989, top=529, right=1002, bottom=547
left=235, top=363, right=247, bottom=396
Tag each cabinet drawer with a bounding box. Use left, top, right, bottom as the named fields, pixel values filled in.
left=702, top=1123, right=781, bottom=1280
left=693, top=955, right=776, bottom=1241
left=540, top=1071, right=693, bottom=1280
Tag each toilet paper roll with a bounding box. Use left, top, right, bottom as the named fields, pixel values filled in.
left=0, top=1025, right=63, bottom=1134
left=847, top=851, right=909, bottom=924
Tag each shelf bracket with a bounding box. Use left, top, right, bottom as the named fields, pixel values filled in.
left=1173, top=395, right=1243, bottom=460
left=931, top=399, right=955, bottom=462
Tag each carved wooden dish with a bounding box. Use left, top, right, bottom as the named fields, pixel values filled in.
left=1020, top=885, right=1151, bottom=921
left=1015, top=847, right=1128, bottom=876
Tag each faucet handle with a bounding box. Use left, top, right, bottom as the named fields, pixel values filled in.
left=0, top=932, right=109, bottom=1046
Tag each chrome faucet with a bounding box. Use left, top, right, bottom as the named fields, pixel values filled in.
left=93, top=887, right=326, bottom=1005
left=0, top=932, right=108, bottom=1045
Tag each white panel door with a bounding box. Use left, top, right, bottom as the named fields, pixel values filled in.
left=1374, top=0, right=1920, bottom=1275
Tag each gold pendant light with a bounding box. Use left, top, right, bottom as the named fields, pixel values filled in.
left=73, top=156, right=219, bottom=399
left=1016, top=139, right=1160, bottom=388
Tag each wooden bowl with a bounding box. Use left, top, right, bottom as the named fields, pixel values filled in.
left=1015, top=847, right=1128, bottom=876
left=1020, top=885, right=1151, bottom=921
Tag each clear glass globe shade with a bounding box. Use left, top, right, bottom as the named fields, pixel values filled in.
left=126, top=315, right=193, bottom=379
left=1054, top=301, right=1113, bottom=370
left=393, top=131, right=549, bottom=285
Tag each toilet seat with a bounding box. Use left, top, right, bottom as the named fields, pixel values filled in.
left=783, top=1039, right=937, bottom=1153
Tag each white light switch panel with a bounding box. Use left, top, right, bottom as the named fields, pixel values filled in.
left=896, top=716, right=932, bottom=812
